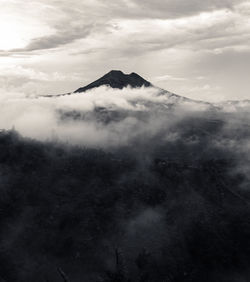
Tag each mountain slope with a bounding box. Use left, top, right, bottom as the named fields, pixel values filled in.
left=74, top=70, right=152, bottom=93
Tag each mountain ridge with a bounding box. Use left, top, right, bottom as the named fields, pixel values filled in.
left=74, top=70, right=152, bottom=93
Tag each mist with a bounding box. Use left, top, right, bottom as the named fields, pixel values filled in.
left=1, top=85, right=250, bottom=164
left=0, top=85, right=245, bottom=147
left=1, top=86, right=250, bottom=281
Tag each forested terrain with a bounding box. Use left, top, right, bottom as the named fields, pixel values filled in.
left=0, top=121, right=250, bottom=282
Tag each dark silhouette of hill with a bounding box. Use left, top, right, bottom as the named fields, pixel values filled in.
left=0, top=124, right=250, bottom=281
left=74, top=70, right=152, bottom=93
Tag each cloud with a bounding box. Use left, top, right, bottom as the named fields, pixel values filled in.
left=1, top=84, right=250, bottom=150
left=12, top=24, right=94, bottom=52
left=91, top=0, right=245, bottom=19
left=0, top=0, right=103, bottom=54
left=107, top=8, right=249, bottom=55
left=0, top=0, right=250, bottom=101
left=0, top=86, right=210, bottom=146
left=0, top=66, right=66, bottom=81
left=2, top=0, right=247, bottom=55
left=153, top=74, right=188, bottom=82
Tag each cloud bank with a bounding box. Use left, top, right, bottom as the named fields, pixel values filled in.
left=0, top=86, right=250, bottom=157
left=0, top=86, right=208, bottom=146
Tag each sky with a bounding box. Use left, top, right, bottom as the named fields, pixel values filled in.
left=0, top=0, right=249, bottom=102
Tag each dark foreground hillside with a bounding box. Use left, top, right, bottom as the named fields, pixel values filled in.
left=0, top=125, right=250, bottom=282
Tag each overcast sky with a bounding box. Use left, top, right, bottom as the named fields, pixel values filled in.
left=0, top=0, right=249, bottom=102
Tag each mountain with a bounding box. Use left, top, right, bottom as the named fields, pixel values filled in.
left=74, top=70, right=152, bottom=93
left=2, top=70, right=250, bottom=282
left=55, top=70, right=213, bottom=124
left=44, top=71, right=248, bottom=112
left=44, top=70, right=214, bottom=115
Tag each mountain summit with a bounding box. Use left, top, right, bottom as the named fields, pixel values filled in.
left=74, top=70, right=152, bottom=93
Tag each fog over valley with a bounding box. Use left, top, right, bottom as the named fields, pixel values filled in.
left=1, top=0, right=250, bottom=280
left=0, top=71, right=250, bottom=281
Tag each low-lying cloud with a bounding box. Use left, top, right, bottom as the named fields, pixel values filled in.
left=1, top=86, right=250, bottom=193
left=0, top=86, right=201, bottom=145
left=0, top=86, right=250, bottom=150
left=1, top=85, right=250, bottom=281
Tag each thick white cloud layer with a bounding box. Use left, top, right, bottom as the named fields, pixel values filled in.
left=0, top=86, right=249, bottom=148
